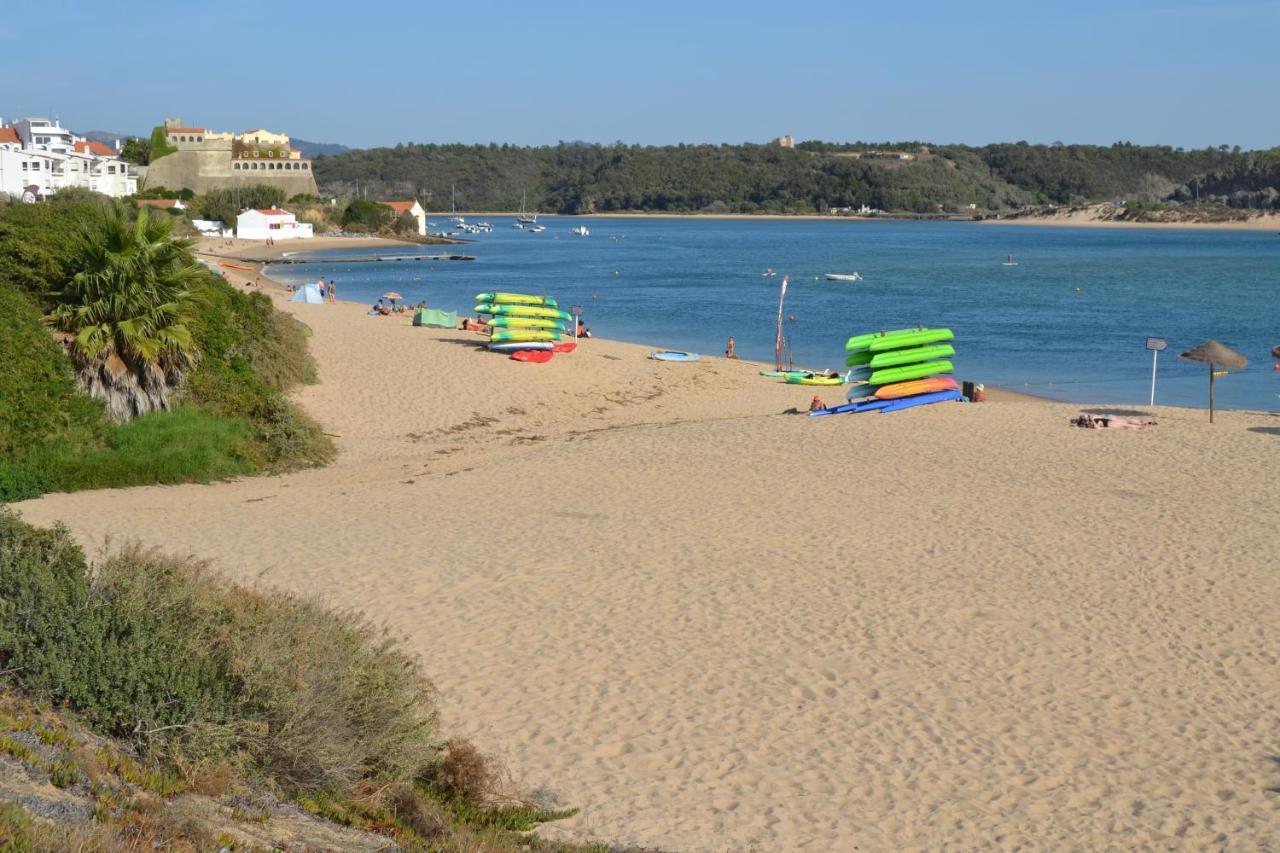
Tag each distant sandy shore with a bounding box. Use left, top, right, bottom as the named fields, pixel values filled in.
left=984, top=207, right=1280, bottom=233
left=195, top=235, right=417, bottom=262
left=15, top=282, right=1280, bottom=850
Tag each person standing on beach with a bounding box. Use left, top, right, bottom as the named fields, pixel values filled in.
left=726, top=337, right=737, bottom=359
left=328, top=280, right=337, bottom=303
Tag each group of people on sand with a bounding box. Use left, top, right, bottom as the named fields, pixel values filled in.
left=369, top=298, right=415, bottom=316
left=1071, top=413, right=1156, bottom=431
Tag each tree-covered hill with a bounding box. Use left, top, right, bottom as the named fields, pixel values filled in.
left=312, top=140, right=1276, bottom=214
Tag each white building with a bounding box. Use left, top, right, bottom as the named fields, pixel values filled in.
left=236, top=208, right=313, bottom=241
left=0, top=118, right=137, bottom=200
left=379, top=200, right=427, bottom=235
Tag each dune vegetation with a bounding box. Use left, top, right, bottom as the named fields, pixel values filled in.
left=0, top=193, right=332, bottom=502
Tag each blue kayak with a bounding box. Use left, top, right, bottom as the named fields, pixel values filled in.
left=880, top=389, right=963, bottom=413
left=650, top=351, right=700, bottom=362
left=809, top=398, right=893, bottom=416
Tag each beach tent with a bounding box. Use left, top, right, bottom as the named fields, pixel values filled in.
left=290, top=284, right=324, bottom=304
left=413, top=308, right=459, bottom=328
left=1180, top=340, right=1246, bottom=423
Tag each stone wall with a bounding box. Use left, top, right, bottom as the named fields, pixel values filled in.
left=144, top=150, right=318, bottom=197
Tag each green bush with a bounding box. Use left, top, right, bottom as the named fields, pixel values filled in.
left=147, top=126, right=177, bottom=162
left=0, top=511, right=439, bottom=797
left=341, top=199, right=392, bottom=231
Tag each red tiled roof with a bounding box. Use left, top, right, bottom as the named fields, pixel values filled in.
left=137, top=199, right=181, bottom=208
left=167, top=127, right=205, bottom=134
left=0, top=128, right=19, bottom=144
left=380, top=201, right=417, bottom=213
left=74, top=140, right=117, bottom=156
left=255, top=209, right=291, bottom=216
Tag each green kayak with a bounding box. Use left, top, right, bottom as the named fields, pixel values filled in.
left=845, top=327, right=929, bottom=352
left=866, top=328, right=954, bottom=352
left=865, top=344, right=956, bottom=369
left=868, top=360, right=954, bottom=386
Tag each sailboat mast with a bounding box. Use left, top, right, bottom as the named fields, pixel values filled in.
left=775, top=275, right=789, bottom=371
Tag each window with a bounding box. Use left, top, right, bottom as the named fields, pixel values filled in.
left=196, top=136, right=203, bottom=142
left=21, top=162, right=27, bottom=171
left=302, top=162, right=309, bottom=170
left=251, top=162, right=258, bottom=170
left=107, top=166, right=116, bottom=174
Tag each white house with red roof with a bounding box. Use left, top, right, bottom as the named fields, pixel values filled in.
left=236, top=208, right=314, bottom=241
left=379, top=199, right=427, bottom=235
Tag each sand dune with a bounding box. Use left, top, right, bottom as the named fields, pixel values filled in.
left=14, top=295, right=1280, bottom=850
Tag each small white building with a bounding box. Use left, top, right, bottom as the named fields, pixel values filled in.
left=236, top=208, right=314, bottom=241
left=379, top=200, right=427, bottom=235
left=191, top=218, right=234, bottom=237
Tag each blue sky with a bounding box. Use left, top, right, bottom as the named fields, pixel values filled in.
left=2, top=0, right=1277, bottom=149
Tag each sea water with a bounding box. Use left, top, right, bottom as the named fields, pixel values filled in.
left=266, top=218, right=1280, bottom=411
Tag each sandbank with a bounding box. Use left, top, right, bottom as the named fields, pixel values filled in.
left=14, top=294, right=1280, bottom=850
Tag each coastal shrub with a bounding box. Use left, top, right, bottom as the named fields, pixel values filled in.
left=393, top=211, right=420, bottom=235
left=0, top=511, right=440, bottom=797
left=341, top=199, right=392, bottom=231
left=147, top=126, right=176, bottom=162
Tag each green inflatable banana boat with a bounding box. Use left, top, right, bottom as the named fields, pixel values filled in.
left=489, top=329, right=564, bottom=344
left=489, top=316, right=569, bottom=331
left=475, top=292, right=558, bottom=307
left=475, top=304, right=573, bottom=321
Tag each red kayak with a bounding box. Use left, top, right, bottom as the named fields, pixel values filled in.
left=511, top=349, right=554, bottom=363
left=552, top=341, right=577, bottom=353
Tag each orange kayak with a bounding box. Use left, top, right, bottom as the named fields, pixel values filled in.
left=218, top=262, right=257, bottom=271
left=874, top=377, right=959, bottom=400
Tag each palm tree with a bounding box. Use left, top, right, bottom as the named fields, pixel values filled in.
left=46, top=204, right=204, bottom=422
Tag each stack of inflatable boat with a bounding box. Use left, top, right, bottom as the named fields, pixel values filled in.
left=812, top=327, right=961, bottom=416
left=474, top=292, right=575, bottom=362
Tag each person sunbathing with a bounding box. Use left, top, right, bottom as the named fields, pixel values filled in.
left=1072, top=414, right=1156, bottom=430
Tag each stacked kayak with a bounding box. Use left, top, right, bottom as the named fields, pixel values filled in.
left=474, top=292, right=574, bottom=362
left=811, top=326, right=962, bottom=416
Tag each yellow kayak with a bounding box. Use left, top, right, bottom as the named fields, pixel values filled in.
left=475, top=292, right=558, bottom=307
left=785, top=373, right=845, bottom=386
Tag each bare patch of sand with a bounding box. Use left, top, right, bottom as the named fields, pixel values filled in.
left=14, top=296, right=1280, bottom=850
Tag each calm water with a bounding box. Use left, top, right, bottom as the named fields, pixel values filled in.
left=266, top=218, right=1280, bottom=410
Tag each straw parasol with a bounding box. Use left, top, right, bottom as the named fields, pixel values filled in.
left=1180, top=340, right=1247, bottom=422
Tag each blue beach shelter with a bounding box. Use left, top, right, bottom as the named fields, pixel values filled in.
left=290, top=284, right=324, bottom=304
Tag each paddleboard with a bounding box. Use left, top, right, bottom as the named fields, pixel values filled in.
left=866, top=344, right=956, bottom=369
left=489, top=317, right=569, bottom=331
left=650, top=351, right=700, bottom=362
left=552, top=341, right=577, bottom=353
left=872, top=377, right=959, bottom=400
left=868, top=360, right=953, bottom=386
left=845, top=327, right=929, bottom=352
left=867, top=329, right=954, bottom=352
left=510, top=349, right=554, bottom=363
left=490, top=329, right=563, bottom=344
left=881, top=389, right=963, bottom=413
left=475, top=292, right=558, bottom=307
left=488, top=341, right=554, bottom=353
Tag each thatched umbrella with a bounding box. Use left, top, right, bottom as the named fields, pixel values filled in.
left=1180, top=341, right=1247, bottom=422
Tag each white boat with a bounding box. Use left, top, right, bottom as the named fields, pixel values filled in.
left=529, top=225, right=546, bottom=233
left=762, top=268, right=777, bottom=277
left=512, top=222, right=525, bottom=229
left=1002, top=253, right=1018, bottom=267
left=824, top=273, right=863, bottom=282
left=517, top=190, right=537, bottom=224
left=570, top=225, right=589, bottom=236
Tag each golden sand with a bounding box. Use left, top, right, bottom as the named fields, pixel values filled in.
left=14, top=291, right=1280, bottom=850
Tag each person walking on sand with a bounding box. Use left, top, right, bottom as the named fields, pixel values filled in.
left=327, top=280, right=337, bottom=303
left=726, top=336, right=737, bottom=359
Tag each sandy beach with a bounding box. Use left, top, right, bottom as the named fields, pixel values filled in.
left=983, top=206, right=1280, bottom=233
left=13, top=286, right=1280, bottom=849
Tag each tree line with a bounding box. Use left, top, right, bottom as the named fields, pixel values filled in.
left=311, top=140, right=1280, bottom=214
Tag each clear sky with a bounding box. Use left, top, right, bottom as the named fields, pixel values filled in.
left=2, top=0, right=1277, bottom=150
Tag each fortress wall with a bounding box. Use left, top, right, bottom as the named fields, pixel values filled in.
left=145, top=150, right=318, bottom=197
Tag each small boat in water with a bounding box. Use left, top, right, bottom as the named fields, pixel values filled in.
left=824, top=272, right=863, bottom=282
left=1002, top=253, right=1018, bottom=266
left=529, top=225, right=546, bottom=233
left=762, top=268, right=777, bottom=277
left=570, top=226, right=589, bottom=236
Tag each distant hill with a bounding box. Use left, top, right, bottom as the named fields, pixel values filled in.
left=76, top=130, right=136, bottom=148
left=292, top=138, right=350, bottom=158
